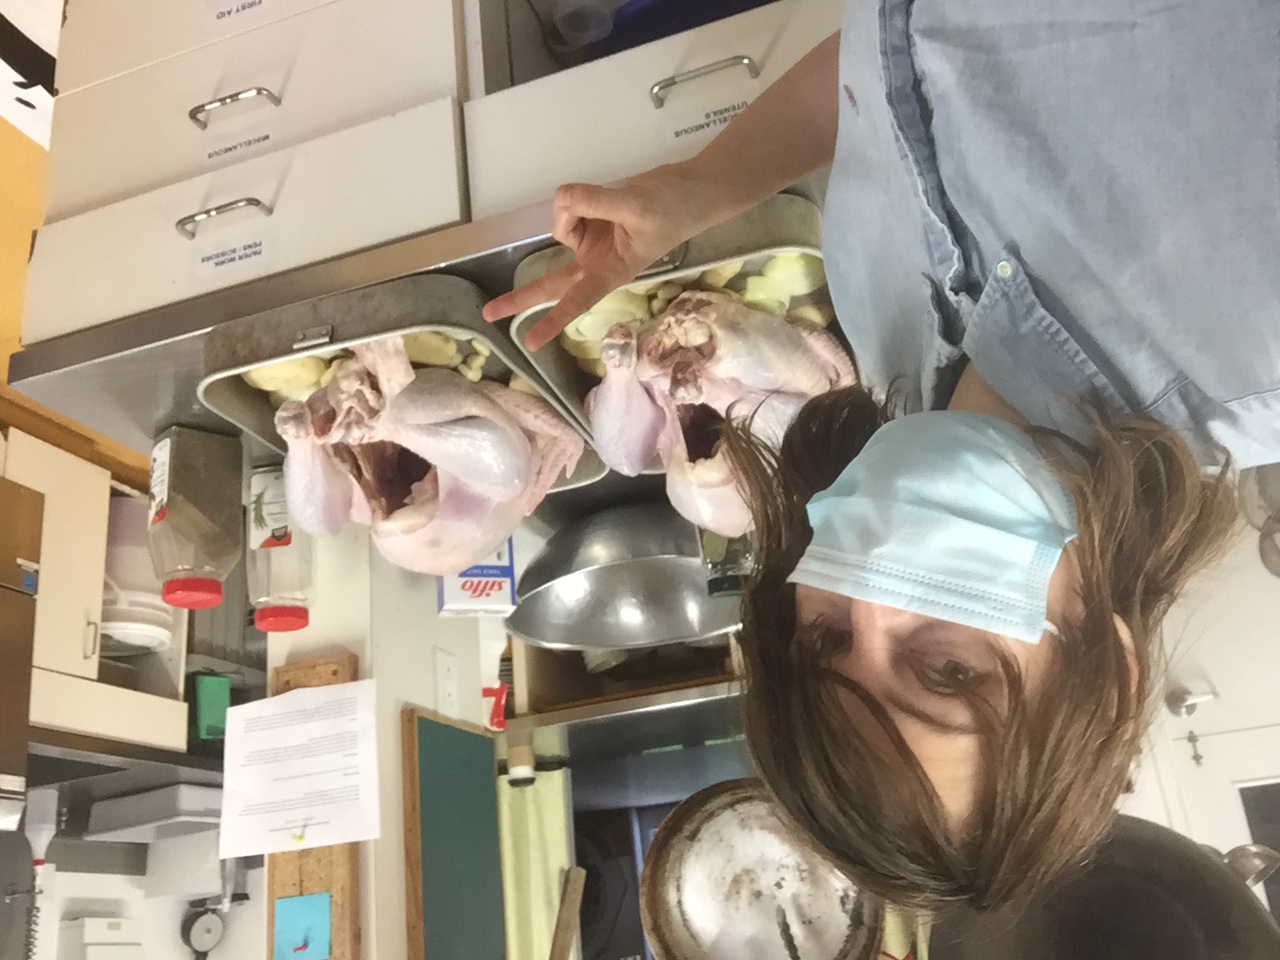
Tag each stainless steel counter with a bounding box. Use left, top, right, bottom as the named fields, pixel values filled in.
left=7, top=203, right=559, bottom=455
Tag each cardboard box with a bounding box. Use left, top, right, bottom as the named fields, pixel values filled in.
left=436, top=538, right=517, bottom=617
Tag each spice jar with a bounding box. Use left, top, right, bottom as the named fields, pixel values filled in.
left=148, top=426, right=243, bottom=609
left=245, top=467, right=311, bottom=632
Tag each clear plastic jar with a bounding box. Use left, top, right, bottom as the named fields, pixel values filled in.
left=148, top=426, right=243, bottom=609
left=246, top=467, right=312, bottom=632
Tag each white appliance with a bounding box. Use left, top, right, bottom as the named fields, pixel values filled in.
left=57, top=918, right=142, bottom=960
left=84, top=785, right=221, bottom=844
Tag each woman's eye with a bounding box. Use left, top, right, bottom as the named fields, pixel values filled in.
left=922, top=658, right=976, bottom=692
left=812, top=623, right=853, bottom=658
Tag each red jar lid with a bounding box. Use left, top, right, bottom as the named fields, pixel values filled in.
left=255, top=605, right=310, bottom=632
left=162, top=577, right=223, bottom=609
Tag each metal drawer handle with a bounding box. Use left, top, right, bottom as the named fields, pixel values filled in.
left=84, top=621, right=99, bottom=659
left=189, top=86, right=282, bottom=130
left=292, top=325, right=335, bottom=351
left=650, top=55, right=760, bottom=109
left=176, top=196, right=274, bottom=240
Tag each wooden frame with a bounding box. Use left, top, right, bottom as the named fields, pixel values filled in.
left=267, top=653, right=362, bottom=960
left=401, top=705, right=502, bottom=960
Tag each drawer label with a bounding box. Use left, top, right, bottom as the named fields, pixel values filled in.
left=249, top=470, right=291, bottom=549
left=667, top=99, right=751, bottom=143
left=207, top=0, right=268, bottom=23
left=193, top=236, right=271, bottom=279
left=206, top=129, right=273, bottom=163
left=149, top=437, right=171, bottom=526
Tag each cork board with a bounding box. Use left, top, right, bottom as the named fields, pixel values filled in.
left=402, top=707, right=504, bottom=960
left=268, top=653, right=362, bottom=959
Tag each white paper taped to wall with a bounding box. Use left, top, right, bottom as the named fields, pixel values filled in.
left=219, top=678, right=381, bottom=859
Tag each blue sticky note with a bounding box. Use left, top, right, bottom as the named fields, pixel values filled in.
left=273, top=893, right=331, bottom=960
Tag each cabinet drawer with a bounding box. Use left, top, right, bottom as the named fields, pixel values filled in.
left=57, top=0, right=340, bottom=94
left=463, top=0, right=841, bottom=219
left=512, top=639, right=735, bottom=716
left=25, top=97, right=463, bottom=344
left=46, top=0, right=460, bottom=220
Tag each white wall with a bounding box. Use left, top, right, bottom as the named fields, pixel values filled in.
left=1119, top=523, right=1280, bottom=842
left=44, top=866, right=265, bottom=960
left=1160, top=524, right=1280, bottom=737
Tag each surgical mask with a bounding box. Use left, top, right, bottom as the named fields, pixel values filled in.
left=788, top=412, right=1077, bottom=644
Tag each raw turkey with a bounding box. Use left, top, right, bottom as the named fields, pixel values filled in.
left=586, top=291, right=855, bottom=537
left=276, top=339, right=583, bottom=575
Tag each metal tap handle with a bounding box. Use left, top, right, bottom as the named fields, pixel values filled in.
left=650, top=55, right=760, bottom=109
left=188, top=86, right=281, bottom=130
left=176, top=197, right=274, bottom=240
left=83, top=620, right=98, bottom=659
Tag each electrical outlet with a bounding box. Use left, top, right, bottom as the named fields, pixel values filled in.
left=434, top=646, right=460, bottom=717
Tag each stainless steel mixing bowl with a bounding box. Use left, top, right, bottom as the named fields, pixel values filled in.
left=506, top=502, right=742, bottom=651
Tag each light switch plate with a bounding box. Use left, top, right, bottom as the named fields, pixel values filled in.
left=434, top=647, right=459, bottom=717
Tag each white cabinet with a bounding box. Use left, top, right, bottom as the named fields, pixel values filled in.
left=0, top=430, right=110, bottom=680
left=29, top=669, right=189, bottom=752
left=464, top=0, right=842, bottom=218
left=25, top=97, right=464, bottom=344
left=57, top=0, right=340, bottom=94
left=46, top=0, right=462, bottom=219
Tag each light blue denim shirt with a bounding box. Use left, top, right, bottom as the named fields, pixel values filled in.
left=823, top=0, right=1280, bottom=468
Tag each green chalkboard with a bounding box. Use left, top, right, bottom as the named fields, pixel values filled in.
left=404, top=710, right=505, bottom=960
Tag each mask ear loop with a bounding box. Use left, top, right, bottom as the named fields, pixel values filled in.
left=1042, top=621, right=1064, bottom=641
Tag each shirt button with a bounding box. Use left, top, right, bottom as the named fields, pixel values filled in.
left=995, top=260, right=1013, bottom=279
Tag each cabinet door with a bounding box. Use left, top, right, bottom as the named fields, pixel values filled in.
left=1, top=431, right=110, bottom=679
left=29, top=669, right=189, bottom=751
left=464, top=0, right=842, bottom=219
left=25, top=97, right=464, bottom=344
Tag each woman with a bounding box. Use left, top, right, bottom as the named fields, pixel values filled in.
left=486, top=1, right=1279, bottom=912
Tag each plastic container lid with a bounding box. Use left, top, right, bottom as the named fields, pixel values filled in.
left=255, top=605, right=310, bottom=632
left=162, top=577, right=224, bottom=609
left=552, top=0, right=614, bottom=46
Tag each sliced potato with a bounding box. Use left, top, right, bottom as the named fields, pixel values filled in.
left=701, top=260, right=744, bottom=289
left=404, top=330, right=460, bottom=366
left=457, top=353, right=486, bottom=382
left=508, top=373, right=543, bottom=396
left=762, top=252, right=827, bottom=297
left=565, top=310, right=638, bottom=342
left=469, top=338, right=493, bottom=357
left=742, top=275, right=791, bottom=315
left=241, top=355, right=328, bottom=394
left=564, top=289, right=650, bottom=341
left=317, top=358, right=342, bottom=388
left=650, top=296, right=673, bottom=316
left=655, top=281, right=685, bottom=300
left=787, top=303, right=836, bottom=328
left=559, top=333, right=604, bottom=361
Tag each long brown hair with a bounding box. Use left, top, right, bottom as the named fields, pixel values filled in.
left=722, top=386, right=1238, bottom=912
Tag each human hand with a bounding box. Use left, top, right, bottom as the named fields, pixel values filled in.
left=483, top=164, right=710, bottom=351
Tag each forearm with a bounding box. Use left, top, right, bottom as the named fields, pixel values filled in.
left=680, top=31, right=841, bottom=228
